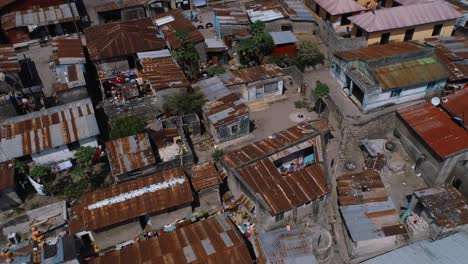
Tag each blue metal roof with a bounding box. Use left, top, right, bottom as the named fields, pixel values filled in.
left=269, top=31, right=298, bottom=45
left=362, top=232, right=468, bottom=264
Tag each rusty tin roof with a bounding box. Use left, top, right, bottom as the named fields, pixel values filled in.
left=337, top=170, right=388, bottom=206
left=0, top=160, right=14, bottom=191
left=336, top=42, right=425, bottom=61
left=85, top=18, right=166, bottom=61
left=441, top=88, right=468, bottom=127
left=89, top=214, right=252, bottom=264
left=191, top=161, right=222, bottom=191
left=220, top=64, right=284, bottom=87
left=105, top=132, right=157, bottom=177
left=52, top=38, right=85, bottom=65
left=426, top=36, right=468, bottom=82
left=153, top=9, right=204, bottom=49
left=0, top=0, right=15, bottom=9
left=398, top=103, right=468, bottom=160
left=1, top=3, right=80, bottom=31
left=204, top=93, right=249, bottom=128
left=0, top=44, right=20, bottom=72
left=69, top=167, right=193, bottom=234
left=414, top=185, right=468, bottom=229
left=95, top=0, right=146, bottom=13
left=0, top=98, right=99, bottom=162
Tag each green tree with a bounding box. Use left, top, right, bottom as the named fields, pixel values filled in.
left=239, top=21, right=274, bottom=65
left=208, top=66, right=226, bottom=76
left=172, top=30, right=200, bottom=80
left=315, top=81, right=329, bottom=114
left=253, top=31, right=274, bottom=62
left=248, top=21, right=266, bottom=35
left=110, top=116, right=146, bottom=140
left=239, top=38, right=258, bottom=65
left=163, top=91, right=205, bottom=116
left=30, top=165, right=54, bottom=184
left=15, top=160, right=28, bottom=175
left=212, top=148, right=225, bottom=162
left=296, top=41, right=324, bottom=71
left=75, top=146, right=96, bottom=168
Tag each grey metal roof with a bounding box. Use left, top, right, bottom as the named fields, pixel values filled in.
left=284, top=0, right=316, bottom=21
left=194, top=76, right=231, bottom=102
left=269, top=31, right=297, bottom=45
left=362, top=232, right=468, bottom=264
left=259, top=227, right=318, bottom=264
left=137, top=49, right=171, bottom=59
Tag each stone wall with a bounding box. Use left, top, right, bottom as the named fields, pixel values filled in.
left=282, top=65, right=303, bottom=92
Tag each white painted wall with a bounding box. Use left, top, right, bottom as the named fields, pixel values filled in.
left=247, top=80, right=284, bottom=102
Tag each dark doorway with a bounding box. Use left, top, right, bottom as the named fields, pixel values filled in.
left=380, top=32, right=391, bottom=45
left=351, top=86, right=364, bottom=104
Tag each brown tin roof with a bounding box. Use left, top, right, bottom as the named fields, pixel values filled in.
left=95, top=0, right=146, bottom=13
left=204, top=93, right=249, bottom=128
left=337, top=170, right=388, bottom=206
left=221, top=64, right=284, bottom=87
left=69, top=167, right=193, bottom=234
left=0, top=44, right=19, bottom=72
left=336, top=42, right=425, bottom=61
left=140, top=55, right=190, bottom=91
left=426, top=37, right=468, bottom=82
left=84, top=18, right=166, bottom=61
left=52, top=38, right=85, bottom=65
left=105, top=132, right=157, bottom=177
left=441, top=88, right=468, bottom=128
left=0, top=160, right=15, bottom=191
left=191, top=161, right=221, bottom=191
left=89, top=214, right=252, bottom=264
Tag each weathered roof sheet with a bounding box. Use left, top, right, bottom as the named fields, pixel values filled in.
left=1, top=3, right=80, bottom=31
left=0, top=160, right=15, bottom=191
left=194, top=76, right=231, bottom=102
left=95, top=0, right=146, bottom=13
left=0, top=98, right=99, bottom=162
left=219, top=64, right=284, bottom=87
left=205, top=38, right=228, bottom=52
left=89, top=214, right=252, bottom=264
left=270, top=31, right=297, bottom=45
left=69, top=168, right=193, bottom=234
left=258, top=227, right=318, bottom=264
left=204, top=93, right=249, bottom=128
left=441, top=88, right=468, bottom=126
left=191, top=161, right=222, bottom=191
left=337, top=170, right=388, bottom=206
left=372, top=56, right=449, bottom=90
left=426, top=36, right=468, bottom=82
left=362, top=232, right=468, bottom=264
left=0, top=44, right=20, bottom=72
left=314, top=0, right=365, bottom=15
left=105, top=132, right=156, bottom=177
left=153, top=9, right=204, bottom=49
left=238, top=161, right=328, bottom=214
left=212, top=3, right=250, bottom=25
left=0, top=0, right=15, bottom=10
left=138, top=50, right=190, bottom=91
left=336, top=42, right=425, bottom=61
left=398, top=103, right=468, bottom=160
left=246, top=0, right=288, bottom=22
left=85, top=18, right=166, bottom=61
left=52, top=63, right=86, bottom=90
left=348, top=2, right=462, bottom=33
left=281, top=0, right=316, bottom=21
left=52, top=38, right=85, bottom=65
left=414, top=185, right=468, bottom=229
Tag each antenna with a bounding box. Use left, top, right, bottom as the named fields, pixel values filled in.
left=431, top=97, right=441, bottom=106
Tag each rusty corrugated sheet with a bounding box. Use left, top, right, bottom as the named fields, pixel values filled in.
left=398, top=103, right=468, bottom=160
left=1, top=3, right=80, bottom=31
left=414, top=185, right=468, bottom=229
left=84, top=18, right=166, bottom=61
left=441, top=88, right=468, bottom=127
left=95, top=0, right=146, bottom=13
left=221, top=64, right=284, bottom=87
left=337, top=170, right=388, bottom=206
left=191, top=161, right=221, bottom=191
left=52, top=38, right=85, bottom=65
left=140, top=56, right=190, bottom=91
left=426, top=37, right=468, bottom=82
left=0, top=44, right=20, bottom=72
left=348, top=2, right=462, bottom=33
left=238, top=193, right=255, bottom=211
left=0, top=0, right=15, bottom=9
left=204, top=93, right=249, bottom=128
left=105, top=132, right=156, bottom=177
left=153, top=9, right=204, bottom=49
left=69, top=168, right=193, bottom=235
left=89, top=214, right=252, bottom=264
left=0, top=160, right=14, bottom=191
left=336, top=42, right=424, bottom=61
left=372, top=56, right=449, bottom=90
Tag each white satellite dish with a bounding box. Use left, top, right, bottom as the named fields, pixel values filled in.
left=431, top=97, right=441, bottom=106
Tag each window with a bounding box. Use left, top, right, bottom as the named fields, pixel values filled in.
left=275, top=212, right=284, bottom=222
left=404, top=28, right=415, bottom=41
left=380, top=32, right=391, bottom=45
left=230, top=125, right=238, bottom=134
left=390, top=89, right=402, bottom=97
left=432, top=24, right=443, bottom=36
left=264, top=82, right=278, bottom=93
left=256, top=87, right=264, bottom=97
left=341, top=14, right=351, bottom=25
left=427, top=81, right=437, bottom=90
left=325, top=12, right=330, bottom=21
left=356, top=27, right=363, bottom=37
left=315, top=3, right=320, bottom=14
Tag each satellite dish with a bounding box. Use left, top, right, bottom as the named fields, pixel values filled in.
left=0, top=72, right=5, bottom=82
left=431, top=97, right=441, bottom=106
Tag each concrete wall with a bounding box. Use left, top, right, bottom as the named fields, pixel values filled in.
left=197, top=187, right=221, bottom=210
left=264, top=19, right=292, bottom=32
left=56, top=87, right=89, bottom=105
left=352, top=235, right=399, bottom=260
left=291, top=21, right=317, bottom=35
left=149, top=203, right=192, bottom=230
left=247, top=79, right=284, bottom=101
left=103, top=96, right=163, bottom=123
left=211, top=114, right=250, bottom=143
left=31, top=136, right=98, bottom=165
left=0, top=95, right=18, bottom=122
left=0, top=188, right=22, bottom=211
left=361, top=21, right=456, bottom=46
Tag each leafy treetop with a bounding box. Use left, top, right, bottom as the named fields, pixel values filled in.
left=110, top=116, right=146, bottom=140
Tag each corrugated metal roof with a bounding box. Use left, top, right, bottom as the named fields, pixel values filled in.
left=246, top=0, right=289, bottom=22
left=85, top=18, right=166, bottom=61
left=191, top=161, right=222, bottom=191
left=0, top=98, right=99, bottom=162
left=0, top=160, right=14, bottom=191
left=315, top=0, right=365, bottom=16
left=205, top=38, right=227, bottom=52
left=0, top=0, right=15, bottom=9
left=204, top=93, right=249, bottom=128
left=348, top=2, right=462, bottom=33
left=88, top=214, right=252, bottom=264
left=270, top=31, right=297, bottom=45
left=219, top=64, right=284, bottom=87
left=95, top=0, right=146, bottom=13
left=336, top=42, right=425, bottom=61
left=414, top=185, right=468, bottom=229
left=0, top=44, right=20, bottom=72
left=153, top=9, right=204, bottom=49
left=281, top=0, right=316, bottom=21
left=194, top=76, right=232, bottom=102
left=394, top=0, right=439, bottom=5
left=441, top=88, right=468, bottom=127
left=337, top=170, right=388, bottom=206
left=52, top=38, right=85, bottom=65
left=362, top=232, right=468, bottom=264
left=1, top=3, right=79, bottom=31
left=259, top=227, right=318, bottom=264
left=105, top=132, right=156, bottom=177
left=69, top=168, right=193, bottom=234
left=398, top=103, right=468, bottom=160
left=426, top=37, right=468, bottom=82
left=139, top=51, right=190, bottom=91
left=372, top=56, right=449, bottom=90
